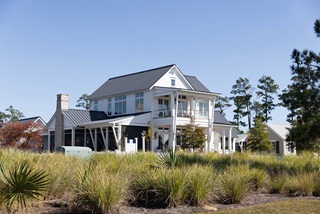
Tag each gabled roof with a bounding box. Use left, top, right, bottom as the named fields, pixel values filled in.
left=184, top=75, right=211, bottom=93
left=62, top=109, right=108, bottom=127
left=89, top=64, right=175, bottom=99
left=213, top=111, right=232, bottom=125
left=19, top=116, right=47, bottom=127
left=266, top=123, right=291, bottom=141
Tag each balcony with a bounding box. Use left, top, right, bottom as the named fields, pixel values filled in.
left=154, top=109, right=208, bottom=119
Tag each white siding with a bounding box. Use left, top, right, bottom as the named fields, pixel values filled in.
left=153, top=67, right=192, bottom=89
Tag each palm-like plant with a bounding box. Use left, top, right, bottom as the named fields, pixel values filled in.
left=157, top=151, right=183, bottom=168
left=0, top=162, right=49, bottom=211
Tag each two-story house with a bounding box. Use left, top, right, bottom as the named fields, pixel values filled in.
left=45, top=64, right=237, bottom=153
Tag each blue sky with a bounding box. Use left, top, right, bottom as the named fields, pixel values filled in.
left=0, top=0, right=319, bottom=128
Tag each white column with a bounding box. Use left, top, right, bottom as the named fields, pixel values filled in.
left=135, top=137, right=138, bottom=152
left=222, top=130, right=226, bottom=154
left=228, top=128, right=232, bottom=153
left=124, top=137, right=128, bottom=152
left=142, top=136, right=146, bottom=152
left=117, top=124, right=122, bottom=151
left=71, top=128, right=75, bottom=146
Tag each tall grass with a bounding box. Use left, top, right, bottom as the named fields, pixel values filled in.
left=218, top=165, right=252, bottom=204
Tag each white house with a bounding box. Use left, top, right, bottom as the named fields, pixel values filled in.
left=265, top=123, right=296, bottom=156
left=45, top=64, right=237, bottom=153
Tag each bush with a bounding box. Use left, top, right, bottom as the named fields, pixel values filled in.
left=286, top=172, right=315, bottom=196
left=73, top=165, right=128, bottom=214
left=268, top=173, right=288, bottom=194
left=218, top=165, right=252, bottom=204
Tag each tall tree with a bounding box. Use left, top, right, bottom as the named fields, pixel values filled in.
left=247, top=115, right=274, bottom=154
left=251, top=101, right=263, bottom=120
left=279, top=19, right=320, bottom=151
left=215, top=96, right=231, bottom=116
left=256, top=76, right=279, bottom=123
left=76, top=94, right=90, bottom=110
left=5, top=106, right=24, bottom=122
left=230, top=77, right=253, bottom=130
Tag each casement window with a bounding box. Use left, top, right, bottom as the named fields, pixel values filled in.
left=107, top=98, right=112, bottom=115
left=135, top=92, right=144, bottom=112
left=94, top=100, right=98, bottom=111
left=115, top=95, right=126, bottom=115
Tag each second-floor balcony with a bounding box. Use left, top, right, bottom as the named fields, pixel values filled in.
left=154, top=109, right=208, bottom=119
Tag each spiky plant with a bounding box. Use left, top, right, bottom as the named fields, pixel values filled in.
left=156, top=151, right=183, bottom=168
left=0, top=162, right=49, bottom=211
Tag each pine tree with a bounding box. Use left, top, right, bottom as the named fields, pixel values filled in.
left=247, top=115, right=273, bottom=154
left=215, top=96, right=231, bottom=116
left=76, top=94, right=90, bottom=110
left=256, top=76, right=279, bottom=123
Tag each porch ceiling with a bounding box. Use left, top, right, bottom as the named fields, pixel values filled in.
left=79, top=112, right=151, bottom=128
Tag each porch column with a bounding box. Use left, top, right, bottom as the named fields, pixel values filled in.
left=222, top=130, right=226, bottom=154
left=228, top=128, right=232, bottom=153
left=71, top=128, right=75, bottom=146
left=84, top=129, right=87, bottom=147
left=105, top=128, right=109, bottom=151
left=142, top=135, right=146, bottom=152
left=47, top=131, right=51, bottom=152
left=94, top=128, right=97, bottom=152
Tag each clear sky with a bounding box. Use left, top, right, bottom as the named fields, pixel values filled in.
left=0, top=0, right=319, bottom=128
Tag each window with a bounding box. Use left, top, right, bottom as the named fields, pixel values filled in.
left=177, top=95, right=188, bottom=117
left=135, top=92, right=144, bottom=112
left=115, top=95, right=126, bottom=115
left=199, top=101, right=208, bottom=117
left=94, top=100, right=98, bottom=111
left=171, top=79, right=176, bottom=86
left=107, top=98, right=112, bottom=115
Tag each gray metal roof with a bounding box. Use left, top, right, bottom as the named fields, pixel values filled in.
left=62, top=109, right=108, bottom=127
left=213, top=111, right=232, bottom=125
left=89, top=64, right=175, bottom=99
left=216, top=128, right=239, bottom=138
left=184, top=75, right=211, bottom=93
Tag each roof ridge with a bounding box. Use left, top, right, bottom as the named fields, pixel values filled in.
left=109, top=64, right=175, bottom=80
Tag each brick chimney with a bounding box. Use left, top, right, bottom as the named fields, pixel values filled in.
left=54, top=94, right=68, bottom=149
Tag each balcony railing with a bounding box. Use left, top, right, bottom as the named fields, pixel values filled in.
left=154, top=109, right=172, bottom=118
left=154, top=109, right=209, bottom=119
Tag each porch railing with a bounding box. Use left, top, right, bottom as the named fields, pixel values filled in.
left=153, top=109, right=208, bottom=119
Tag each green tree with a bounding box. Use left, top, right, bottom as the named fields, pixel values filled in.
left=5, top=105, right=24, bottom=122
left=279, top=19, right=320, bottom=151
left=76, top=94, right=90, bottom=110
left=247, top=115, right=273, bottom=154
left=251, top=101, right=263, bottom=120
left=215, top=96, right=231, bottom=116
left=0, top=111, right=9, bottom=123
left=180, top=117, right=206, bottom=150
left=230, top=77, right=253, bottom=130
left=256, top=76, right=279, bottom=123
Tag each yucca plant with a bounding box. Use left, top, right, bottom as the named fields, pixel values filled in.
left=0, top=162, right=49, bottom=211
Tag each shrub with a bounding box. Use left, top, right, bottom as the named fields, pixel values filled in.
left=184, top=165, right=216, bottom=206
left=73, top=165, right=128, bottom=214
left=132, top=168, right=186, bottom=208
left=287, top=172, right=315, bottom=196
left=218, top=165, right=252, bottom=204
left=268, top=173, right=288, bottom=194
left=250, top=168, right=268, bottom=192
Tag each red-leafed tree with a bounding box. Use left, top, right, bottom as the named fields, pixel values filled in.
left=0, top=122, right=43, bottom=149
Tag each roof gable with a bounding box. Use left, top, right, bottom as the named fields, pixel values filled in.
left=89, top=64, right=175, bottom=99
left=266, top=123, right=291, bottom=141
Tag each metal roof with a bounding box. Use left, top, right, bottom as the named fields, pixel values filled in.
left=89, top=64, right=175, bottom=99
left=213, top=111, right=232, bottom=125
left=265, top=123, right=291, bottom=141
left=216, top=128, right=239, bottom=138
left=62, top=109, right=108, bottom=127
left=184, top=75, right=211, bottom=93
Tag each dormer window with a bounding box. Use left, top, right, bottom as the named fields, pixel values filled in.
left=171, top=79, right=176, bottom=87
